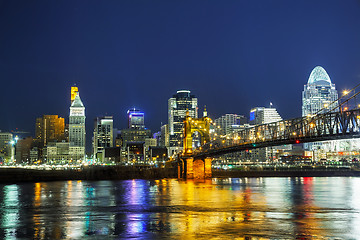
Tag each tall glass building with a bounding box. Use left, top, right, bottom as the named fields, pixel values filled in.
left=302, top=66, right=338, bottom=117
left=168, top=90, right=198, bottom=155
left=302, top=66, right=339, bottom=152
left=92, top=116, right=113, bottom=160
left=127, top=108, right=145, bottom=129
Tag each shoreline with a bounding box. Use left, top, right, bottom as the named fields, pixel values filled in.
left=0, top=166, right=359, bottom=184
left=212, top=169, right=360, bottom=178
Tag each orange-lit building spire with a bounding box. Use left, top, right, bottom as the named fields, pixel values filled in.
left=71, top=85, right=78, bottom=104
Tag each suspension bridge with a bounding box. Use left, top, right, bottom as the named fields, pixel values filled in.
left=178, top=83, right=360, bottom=178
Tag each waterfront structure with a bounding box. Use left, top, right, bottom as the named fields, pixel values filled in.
left=214, top=114, right=247, bottom=135
left=168, top=90, right=198, bottom=155
left=0, top=131, right=13, bottom=163
left=35, top=115, right=65, bottom=148
left=69, top=91, right=86, bottom=158
left=92, top=116, right=114, bottom=161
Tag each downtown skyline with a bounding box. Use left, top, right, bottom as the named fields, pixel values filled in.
left=1, top=1, right=360, bottom=135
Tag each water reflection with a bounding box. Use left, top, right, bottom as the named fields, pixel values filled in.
left=0, top=177, right=359, bottom=239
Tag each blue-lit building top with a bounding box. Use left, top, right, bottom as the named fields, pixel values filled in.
left=127, top=108, right=145, bottom=129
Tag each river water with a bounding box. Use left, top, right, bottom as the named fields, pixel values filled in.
left=0, top=177, right=359, bottom=239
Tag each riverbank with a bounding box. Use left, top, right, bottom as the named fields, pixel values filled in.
left=0, top=165, right=177, bottom=183
left=0, top=165, right=360, bottom=183
left=213, top=168, right=360, bottom=177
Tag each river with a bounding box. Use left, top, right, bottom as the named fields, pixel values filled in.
left=0, top=177, right=359, bottom=239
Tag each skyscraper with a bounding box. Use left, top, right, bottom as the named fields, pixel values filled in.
left=93, top=116, right=113, bottom=160
left=214, top=114, right=247, bottom=135
left=35, top=115, right=65, bottom=147
left=168, top=90, right=198, bottom=155
left=248, top=106, right=289, bottom=161
left=121, top=108, right=151, bottom=147
left=69, top=91, right=86, bottom=157
left=302, top=66, right=339, bottom=117
left=127, top=108, right=145, bottom=129
left=302, top=66, right=339, bottom=151
left=249, top=107, right=282, bottom=125
left=0, top=131, right=13, bottom=163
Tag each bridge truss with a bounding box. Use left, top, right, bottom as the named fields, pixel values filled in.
left=191, top=84, right=360, bottom=159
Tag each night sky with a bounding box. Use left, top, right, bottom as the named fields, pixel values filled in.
left=1, top=1, right=360, bottom=140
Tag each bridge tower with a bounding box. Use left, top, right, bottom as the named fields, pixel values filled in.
left=179, top=109, right=213, bottom=179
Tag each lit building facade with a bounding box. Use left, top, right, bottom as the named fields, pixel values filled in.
left=301, top=66, right=360, bottom=159
left=71, top=86, right=79, bottom=104
left=121, top=128, right=151, bottom=146
left=69, top=91, right=86, bottom=158
left=93, top=116, right=114, bottom=160
left=249, top=107, right=282, bottom=125
left=302, top=66, right=339, bottom=152
left=249, top=106, right=290, bottom=161
left=302, top=66, right=339, bottom=117
left=0, top=131, right=13, bottom=163
left=35, top=115, right=65, bottom=147
left=119, top=108, right=153, bottom=164
left=160, top=124, right=169, bottom=147
left=127, top=109, right=145, bottom=129
left=15, top=136, right=33, bottom=164
left=214, top=114, right=247, bottom=135
left=45, top=142, right=85, bottom=164
left=168, top=90, right=198, bottom=155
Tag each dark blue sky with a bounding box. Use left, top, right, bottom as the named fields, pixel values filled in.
left=1, top=0, right=360, bottom=137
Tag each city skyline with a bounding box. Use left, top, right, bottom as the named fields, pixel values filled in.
left=1, top=1, right=360, bottom=135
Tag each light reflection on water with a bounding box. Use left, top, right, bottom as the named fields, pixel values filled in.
left=0, top=177, right=359, bottom=239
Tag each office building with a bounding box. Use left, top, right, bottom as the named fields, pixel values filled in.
left=168, top=90, right=198, bottom=155
left=127, top=108, right=145, bottom=129
left=301, top=66, right=360, bottom=159
left=69, top=91, right=86, bottom=158
left=302, top=66, right=338, bottom=117
left=35, top=115, right=65, bottom=147
left=0, top=131, right=13, bottom=163
left=214, top=114, right=247, bottom=135
left=120, top=108, right=151, bottom=147
left=249, top=106, right=290, bottom=161
left=249, top=107, right=282, bottom=126
left=45, top=142, right=85, bottom=164
left=302, top=66, right=338, bottom=152
left=121, top=128, right=151, bottom=146
left=160, top=124, right=169, bottom=147
left=93, top=116, right=114, bottom=160
left=15, top=136, right=33, bottom=164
